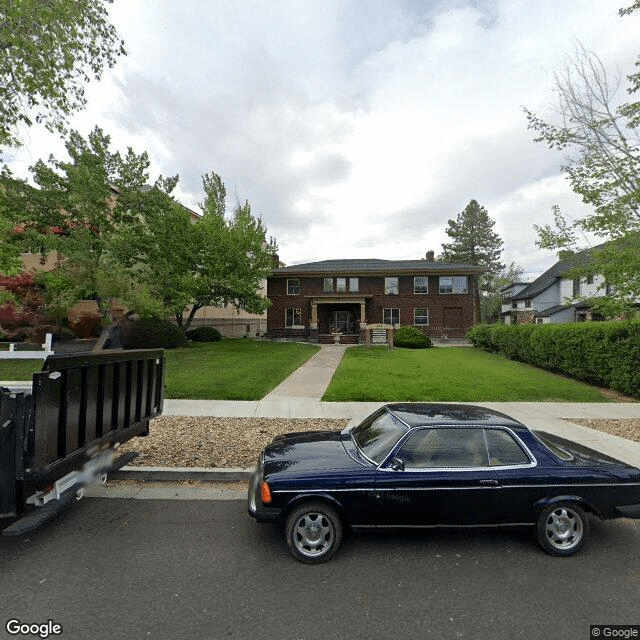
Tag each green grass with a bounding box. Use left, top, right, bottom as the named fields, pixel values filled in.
left=0, top=358, right=43, bottom=380
left=164, top=339, right=320, bottom=399
left=322, top=346, right=615, bottom=402
left=0, top=339, right=320, bottom=400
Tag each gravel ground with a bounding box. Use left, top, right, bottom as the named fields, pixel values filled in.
left=117, top=416, right=640, bottom=469
left=118, top=416, right=350, bottom=469
left=572, top=418, right=640, bottom=444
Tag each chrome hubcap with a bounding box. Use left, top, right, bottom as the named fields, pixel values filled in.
left=293, top=512, right=334, bottom=557
left=545, top=507, right=583, bottom=549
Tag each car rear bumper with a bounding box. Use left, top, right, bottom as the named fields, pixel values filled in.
left=247, top=468, right=282, bottom=523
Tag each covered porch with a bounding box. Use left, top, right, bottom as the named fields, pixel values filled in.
left=309, top=296, right=369, bottom=344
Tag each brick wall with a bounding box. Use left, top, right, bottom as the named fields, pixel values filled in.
left=267, top=274, right=478, bottom=339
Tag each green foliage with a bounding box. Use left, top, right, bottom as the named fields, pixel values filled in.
left=524, top=36, right=640, bottom=316
left=467, top=322, right=640, bottom=398
left=0, top=0, right=125, bottom=147
left=393, top=326, right=432, bottom=349
left=120, top=317, right=187, bottom=350
left=186, top=326, right=222, bottom=342
left=111, top=171, right=277, bottom=330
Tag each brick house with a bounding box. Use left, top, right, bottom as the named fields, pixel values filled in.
left=267, top=257, right=482, bottom=343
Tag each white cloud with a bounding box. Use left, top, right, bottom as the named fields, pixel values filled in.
left=4, top=0, right=639, bottom=276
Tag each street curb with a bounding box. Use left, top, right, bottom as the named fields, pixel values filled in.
left=109, top=465, right=253, bottom=482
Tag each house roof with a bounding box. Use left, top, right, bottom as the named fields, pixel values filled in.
left=271, top=259, right=483, bottom=276
left=512, top=243, right=608, bottom=301
left=534, top=304, right=571, bottom=318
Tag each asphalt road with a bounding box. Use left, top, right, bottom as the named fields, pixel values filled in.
left=1, top=498, right=639, bottom=640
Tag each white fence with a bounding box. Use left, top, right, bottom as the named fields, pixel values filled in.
left=0, top=333, right=54, bottom=359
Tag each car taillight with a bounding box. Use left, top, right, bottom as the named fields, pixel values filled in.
left=260, top=481, right=272, bottom=505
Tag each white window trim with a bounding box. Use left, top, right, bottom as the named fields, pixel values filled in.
left=285, top=308, right=303, bottom=328
left=287, top=278, right=300, bottom=295
left=383, top=308, right=400, bottom=326
left=385, top=277, right=399, bottom=295
left=414, top=309, right=429, bottom=326
left=414, top=276, right=429, bottom=294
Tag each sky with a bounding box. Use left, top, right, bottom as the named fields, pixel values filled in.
left=4, top=0, right=640, bottom=279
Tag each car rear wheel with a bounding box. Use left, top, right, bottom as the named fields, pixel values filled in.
left=285, top=501, right=342, bottom=563
left=536, top=502, right=589, bottom=556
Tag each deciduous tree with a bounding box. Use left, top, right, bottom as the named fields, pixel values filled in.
left=524, top=10, right=640, bottom=316
left=0, top=0, right=125, bottom=147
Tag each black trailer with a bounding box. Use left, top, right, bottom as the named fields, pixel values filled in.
left=1, top=349, right=164, bottom=535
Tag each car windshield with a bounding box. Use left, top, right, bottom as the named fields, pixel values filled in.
left=351, top=410, right=408, bottom=464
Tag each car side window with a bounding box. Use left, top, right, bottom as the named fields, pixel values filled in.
left=397, top=428, right=489, bottom=469
left=485, top=429, right=530, bottom=466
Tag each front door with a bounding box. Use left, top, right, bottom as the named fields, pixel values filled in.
left=333, top=311, right=354, bottom=333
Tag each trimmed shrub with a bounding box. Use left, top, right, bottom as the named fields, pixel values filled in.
left=186, top=326, right=222, bottom=342
left=467, top=321, right=640, bottom=398
left=394, top=326, right=433, bottom=349
left=121, top=317, right=187, bottom=349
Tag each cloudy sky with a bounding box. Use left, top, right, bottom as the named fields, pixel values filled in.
left=5, top=0, right=640, bottom=278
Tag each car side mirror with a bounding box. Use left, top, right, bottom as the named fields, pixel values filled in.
left=390, top=457, right=405, bottom=471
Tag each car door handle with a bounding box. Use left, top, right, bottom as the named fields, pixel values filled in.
left=479, top=479, right=499, bottom=486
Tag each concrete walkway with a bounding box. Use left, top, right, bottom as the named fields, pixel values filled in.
left=264, top=343, right=348, bottom=400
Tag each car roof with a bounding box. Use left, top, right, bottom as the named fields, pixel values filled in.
left=385, top=403, right=527, bottom=430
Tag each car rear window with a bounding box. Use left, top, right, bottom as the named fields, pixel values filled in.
left=485, top=429, right=530, bottom=466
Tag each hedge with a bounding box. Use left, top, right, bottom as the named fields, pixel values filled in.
left=393, top=326, right=433, bottom=349
left=121, top=317, right=187, bottom=349
left=186, top=326, right=222, bottom=342
left=466, top=321, right=640, bottom=398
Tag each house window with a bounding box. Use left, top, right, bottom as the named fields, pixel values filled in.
left=573, top=278, right=580, bottom=298
left=285, top=308, right=302, bottom=327
left=512, top=301, right=518, bottom=309
left=439, top=276, right=468, bottom=294
left=336, top=277, right=346, bottom=293
left=385, top=277, right=399, bottom=295
left=349, top=277, right=359, bottom=293
left=414, top=309, right=429, bottom=326
left=324, top=278, right=333, bottom=293
left=414, top=276, right=429, bottom=294
left=383, top=308, right=400, bottom=326
left=287, top=279, right=300, bottom=295
left=525, top=298, right=533, bottom=308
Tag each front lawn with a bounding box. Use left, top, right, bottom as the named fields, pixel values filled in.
left=0, top=339, right=320, bottom=400
left=322, top=346, right=616, bottom=402
left=164, top=339, right=319, bottom=399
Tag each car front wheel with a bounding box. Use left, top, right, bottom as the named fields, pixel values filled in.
left=536, top=502, right=589, bottom=556
left=285, top=501, right=342, bottom=563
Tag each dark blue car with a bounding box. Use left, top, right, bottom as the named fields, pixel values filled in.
left=248, top=403, right=640, bottom=563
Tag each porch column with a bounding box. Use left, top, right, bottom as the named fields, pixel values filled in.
left=310, top=302, right=318, bottom=329
left=359, top=301, right=367, bottom=344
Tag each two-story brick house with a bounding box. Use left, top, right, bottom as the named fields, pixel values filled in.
left=267, top=258, right=482, bottom=343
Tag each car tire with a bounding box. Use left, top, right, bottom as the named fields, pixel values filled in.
left=536, top=502, right=589, bottom=557
left=285, top=501, right=342, bottom=564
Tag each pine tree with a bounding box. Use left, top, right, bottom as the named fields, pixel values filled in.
left=439, top=199, right=505, bottom=287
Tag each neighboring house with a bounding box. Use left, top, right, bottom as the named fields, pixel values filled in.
left=267, top=256, right=483, bottom=343
left=500, top=255, right=613, bottom=324
left=186, top=281, right=269, bottom=337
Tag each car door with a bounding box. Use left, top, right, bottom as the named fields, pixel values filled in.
left=373, top=427, right=500, bottom=527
